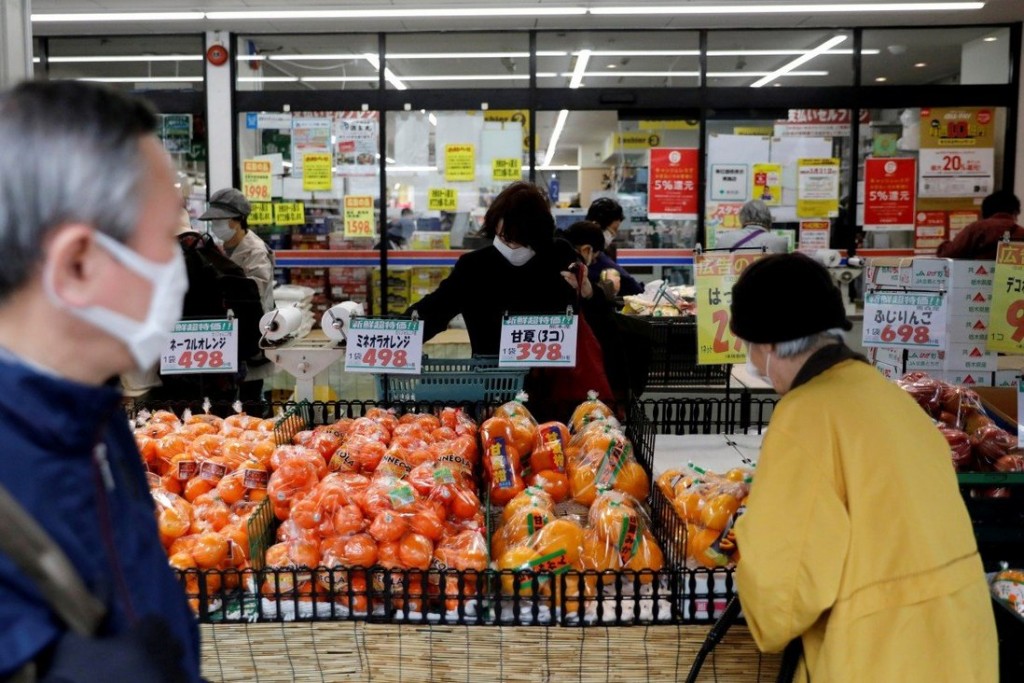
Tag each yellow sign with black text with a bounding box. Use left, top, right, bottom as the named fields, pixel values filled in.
left=428, top=188, right=458, bottom=212
left=274, top=202, right=306, bottom=226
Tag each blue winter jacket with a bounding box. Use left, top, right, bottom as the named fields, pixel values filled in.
left=0, top=353, right=201, bottom=680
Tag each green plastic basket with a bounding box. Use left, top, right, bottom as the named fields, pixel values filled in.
left=376, top=356, right=527, bottom=403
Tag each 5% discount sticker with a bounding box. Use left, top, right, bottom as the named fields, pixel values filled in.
left=498, top=314, right=579, bottom=368
left=344, top=317, right=424, bottom=375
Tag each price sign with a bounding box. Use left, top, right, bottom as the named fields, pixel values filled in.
left=918, top=148, right=993, bottom=198
left=242, top=159, right=272, bottom=201
left=751, top=163, right=782, bottom=206
left=160, top=319, right=238, bottom=375
left=989, top=243, right=1024, bottom=354
left=274, top=202, right=305, bottom=226
left=428, top=188, right=458, bottom=212
left=249, top=202, right=274, bottom=226
left=1018, top=380, right=1024, bottom=449
left=695, top=252, right=764, bottom=364
left=444, top=144, right=476, bottom=182
left=498, top=315, right=579, bottom=368
left=862, top=292, right=947, bottom=349
left=343, top=195, right=375, bottom=238
left=345, top=318, right=424, bottom=375
left=492, top=157, right=522, bottom=182
left=302, top=152, right=333, bottom=192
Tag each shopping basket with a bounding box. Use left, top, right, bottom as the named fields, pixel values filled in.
left=641, top=316, right=731, bottom=391
left=376, top=356, right=527, bottom=403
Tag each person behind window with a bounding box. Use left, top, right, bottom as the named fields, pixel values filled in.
left=585, top=197, right=645, bottom=296
left=715, top=200, right=789, bottom=254
left=936, top=190, right=1024, bottom=260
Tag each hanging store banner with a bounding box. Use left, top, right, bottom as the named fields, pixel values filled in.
left=710, top=164, right=748, bottom=202
left=343, top=195, right=375, bottom=239
left=751, top=163, right=782, bottom=206
left=444, top=144, right=476, bottom=183
left=242, top=159, right=273, bottom=202
left=988, top=243, right=1024, bottom=354
left=864, top=158, right=916, bottom=230
left=920, top=107, right=995, bottom=149
left=647, top=148, right=698, bottom=220
left=914, top=211, right=948, bottom=254
left=335, top=112, right=379, bottom=177
left=918, top=147, right=994, bottom=198
left=798, top=221, right=831, bottom=254
left=796, top=158, right=841, bottom=218
left=695, top=251, right=765, bottom=365
left=302, top=153, right=334, bottom=192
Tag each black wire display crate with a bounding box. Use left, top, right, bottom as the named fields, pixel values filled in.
left=639, top=316, right=731, bottom=392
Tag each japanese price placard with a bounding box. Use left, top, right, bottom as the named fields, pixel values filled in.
left=498, top=315, right=579, bottom=368
left=444, top=144, right=475, bottom=182
left=862, top=292, right=947, bottom=349
left=274, top=202, right=305, bottom=226
left=242, top=159, right=272, bottom=202
left=428, top=188, right=458, bottom=212
left=302, top=152, right=334, bottom=192
left=492, top=158, right=522, bottom=182
left=988, top=242, right=1024, bottom=354
left=160, top=320, right=238, bottom=375
left=695, top=251, right=764, bottom=364
left=248, top=202, right=273, bottom=226
left=343, top=195, right=375, bottom=238
left=344, top=318, right=424, bottom=374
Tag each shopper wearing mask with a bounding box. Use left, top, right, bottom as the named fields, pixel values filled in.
left=728, top=253, right=997, bottom=682
left=0, top=81, right=200, bottom=682
left=715, top=199, right=789, bottom=253
left=197, top=188, right=276, bottom=402
left=585, top=197, right=644, bottom=297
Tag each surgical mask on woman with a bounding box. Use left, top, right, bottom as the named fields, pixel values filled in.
left=604, top=230, right=615, bottom=248
left=210, top=219, right=235, bottom=243
left=46, top=230, right=187, bottom=370
left=744, top=352, right=773, bottom=389
left=493, top=237, right=536, bottom=266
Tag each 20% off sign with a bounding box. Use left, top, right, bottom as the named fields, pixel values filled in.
left=498, top=315, right=579, bottom=367
left=344, top=318, right=424, bottom=374
left=862, top=291, right=947, bottom=349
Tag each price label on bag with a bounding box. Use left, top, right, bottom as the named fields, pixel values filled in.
left=862, top=292, right=947, bottom=349
left=498, top=315, right=578, bottom=368
left=160, top=319, right=238, bottom=375
left=345, top=318, right=424, bottom=374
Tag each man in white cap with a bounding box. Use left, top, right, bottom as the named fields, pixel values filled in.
left=198, top=188, right=276, bottom=401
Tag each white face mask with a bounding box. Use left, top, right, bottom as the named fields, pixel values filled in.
left=210, top=219, right=235, bottom=243
left=604, top=230, right=615, bottom=248
left=493, top=237, right=536, bottom=266
left=47, top=231, right=188, bottom=371
left=744, top=346, right=773, bottom=388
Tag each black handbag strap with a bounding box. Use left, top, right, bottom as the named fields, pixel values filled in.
left=0, top=483, right=107, bottom=637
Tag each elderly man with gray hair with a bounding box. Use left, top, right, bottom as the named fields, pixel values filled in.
left=727, top=253, right=997, bottom=682
left=715, top=199, right=789, bottom=253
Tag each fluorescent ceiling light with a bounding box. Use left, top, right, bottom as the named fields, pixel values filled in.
left=567, top=70, right=827, bottom=78
left=298, top=76, right=379, bottom=83
left=428, top=113, right=438, bottom=126
left=385, top=52, right=531, bottom=59
left=535, top=165, right=582, bottom=172
left=569, top=50, right=591, bottom=88
left=983, top=36, right=999, bottom=41
left=33, top=12, right=203, bottom=22
left=48, top=55, right=202, bottom=63
left=591, top=3, right=985, bottom=15
left=584, top=50, right=700, bottom=57
left=75, top=76, right=203, bottom=83
left=205, top=8, right=587, bottom=20
left=543, top=109, right=569, bottom=168
left=238, top=77, right=299, bottom=83
left=750, top=35, right=847, bottom=87
left=401, top=74, right=530, bottom=81
left=708, top=49, right=879, bottom=56
left=365, top=55, right=407, bottom=90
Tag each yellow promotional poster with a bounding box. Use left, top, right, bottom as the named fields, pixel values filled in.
left=444, top=144, right=476, bottom=182
left=492, top=158, right=522, bottom=182
left=484, top=110, right=531, bottom=151
left=988, top=243, right=1024, bottom=354
left=343, top=195, right=375, bottom=239
left=302, top=152, right=333, bottom=192
left=751, top=163, right=783, bottom=206
left=796, top=157, right=841, bottom=218
left=696, top=252, right=764, bottom=364
left=248, top=202, right=273, bottom=226
left=428, top=188, right=458, bottom=212
left=273, top=202, right=305, bottom=226
left=920, top=107, right=995, bottom=149
left=241, top=159, right=272, bottom=202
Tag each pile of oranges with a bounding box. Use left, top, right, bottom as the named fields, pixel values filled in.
left=656, top=466, right=752, bottom=569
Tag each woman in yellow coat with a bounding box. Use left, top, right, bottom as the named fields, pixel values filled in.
left=728, top=253, right=998, bottom=682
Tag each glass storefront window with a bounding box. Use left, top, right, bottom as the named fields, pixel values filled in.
left=236, top=34, right=380, bottom=91
left=861, top=27, right=1011, bottom=86
left=706, top=30, right=854, bottom=88
left=383, top=33, right=530, bottom=89
left=537, top=31, right=700, bottom=88
left=40, top=35, right=205, bottom=91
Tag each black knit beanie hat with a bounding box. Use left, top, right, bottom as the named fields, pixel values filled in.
left=730, top=253, right=852, bottom=343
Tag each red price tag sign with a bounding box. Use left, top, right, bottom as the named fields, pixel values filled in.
left=345, top=318, right=424, bottom=375
left=242, top=159, right=273, bottom=202
left=499, top=315, right=578, bottom=368
left=160, top=319, right=238, bottom=375
left=862, top=292, right=947, bottom=350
